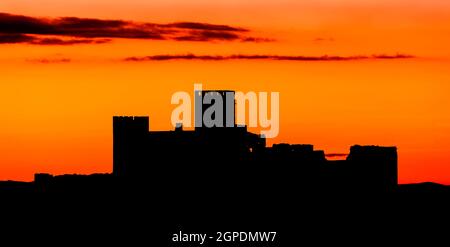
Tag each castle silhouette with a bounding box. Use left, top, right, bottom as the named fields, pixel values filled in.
left=111, top=121, right=397, bottom=193
left=29, top=90, right=398, bottom=194
left=1, top=90, right=446, bottom=245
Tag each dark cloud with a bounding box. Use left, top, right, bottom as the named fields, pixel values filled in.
left=125, top=54, right=224, bottom=61
left=173, top=30, right=241, bottom=41
left=29, top=37, right=111, bottom=45
left=372, top=54, right=414, bottom=59
left=0, top=12, right=166, bottom=40
left=124, top=53, right=415, bottom=62
left=0, top=33, right=34, bottom=43
left=241, top=37, right=276, bottom=43
left=0, top=12, right=270, bottom=45
left=0, top=32, right=111, bottom=45
left=164, top=22, right=248, bottom=32
left=26, top=58, right=71, bottom=64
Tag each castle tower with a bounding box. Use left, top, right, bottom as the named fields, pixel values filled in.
left=346, top=145, right=398, bottom=191
left=195, top=90, right=235, bottom=128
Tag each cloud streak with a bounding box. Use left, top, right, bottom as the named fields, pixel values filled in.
left=30, top=37, right=112, bottom=45
left=325, top=153, right=348, bottom=158
left=0, top=12, right=269, bottom=45
left=124, top=53, right=415, bottom=62
left=0, top=33, right=34, bottom=44
left=26, top=58, right=71, bottom=64
left=0, top=33, right=111, bottom=45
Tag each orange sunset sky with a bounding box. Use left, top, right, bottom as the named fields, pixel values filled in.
left=1, top=0, right=450, bottom=183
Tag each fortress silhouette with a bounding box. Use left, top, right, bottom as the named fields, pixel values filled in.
left=27, top=90, right=399, bottom=195
left=1, top=90, right=447, bottom=245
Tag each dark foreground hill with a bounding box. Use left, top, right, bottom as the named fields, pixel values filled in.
left=1, top=175, right=450, bottom=245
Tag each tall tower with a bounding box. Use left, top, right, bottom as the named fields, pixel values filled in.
left=195, top=90, right=235, bottom=128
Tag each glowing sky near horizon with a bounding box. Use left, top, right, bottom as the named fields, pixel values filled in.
left=1, top=0, right=450, bottom=184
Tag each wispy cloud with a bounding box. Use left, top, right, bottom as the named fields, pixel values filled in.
left=313, top=37, right=335, bottom=43
left=163, top=22, right=247, bottom=32
left=241, top=37, right=276, bottom=43
left=0, top=33, right=111, bottom=45
left=124, top=53, right=415, bottom=62
left=0, top=12, right=270, bottom=45
left=26, top=58, right=71, bottom=64
left=30, top=37, right=111, bottom=45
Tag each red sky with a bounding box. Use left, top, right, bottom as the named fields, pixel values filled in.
left=1, top=0, right=450, bottom=184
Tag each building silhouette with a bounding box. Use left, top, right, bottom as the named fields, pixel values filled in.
left=112, top=90, right=398, bottom=192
